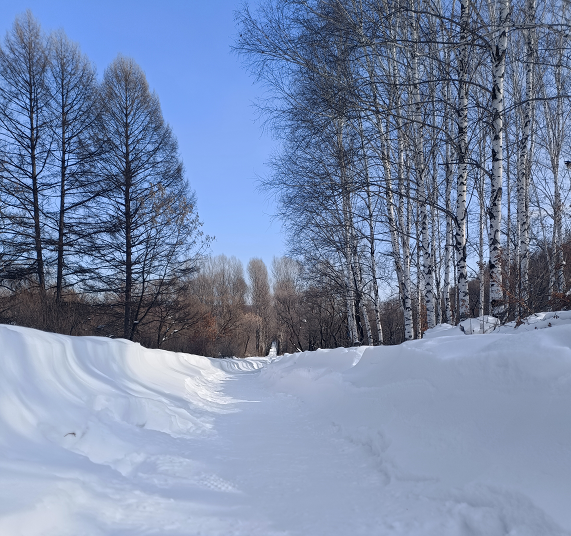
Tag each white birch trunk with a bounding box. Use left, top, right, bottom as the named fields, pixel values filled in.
left=415, top=205, right=425, bottom=337
left=444, top=173, right=453, bottom=323
left=389, top=35, right=414, bottom=339
left=553, top=158, right=563, bottom=293
left=376, top=117, right=407, bottom=336
left=360, top=297, right=373, bottom=346
left=517, top=0, right=535, bottom=309
left=359, top=55, right=392, bottom=345
left=344, top=260, right=359, bottom=344
left=398, top=128, right=414, bottom=339
left=479, top=137, right=486, bottom=323
left=410, top=12, right=436, bottom=329
left=489, top=0, right=510, bottom=316
left=363, top=167, right=384, bottom=344
left=338, top=121, right=360, bottom=345
left=456, top=0, right=470, bottom=320
left=442, top=43, right=454, bottom=324
left=431, top=123, right=441, bottom=325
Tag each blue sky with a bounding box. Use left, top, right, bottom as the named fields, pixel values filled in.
left=0, top=0, right=285, bottom=270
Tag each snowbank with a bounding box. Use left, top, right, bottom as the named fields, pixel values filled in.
left=1, top=316, right=571, bottom=535
left=0, top=324, right=233, bottom=447
left=0, top=325, right=261, bottom=536
left=260, top=317, right=571, bottom=534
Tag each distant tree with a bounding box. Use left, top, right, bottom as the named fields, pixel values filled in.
left=141, top=276, right=211, bottom=349
left=247, top=257, right=272, bottom=355
left=193, top=255, right=247, bottom=356
left=272, top=256, right=306, bottom=353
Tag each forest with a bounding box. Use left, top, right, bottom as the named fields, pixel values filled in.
left=2, top=1, right=571, bottom=356
left=0, top=11, right=351, bottom=357
left=234, top=0, right=571, bottom=345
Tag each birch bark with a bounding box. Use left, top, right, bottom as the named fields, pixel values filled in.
left=489, top=0, right=510, bottom=316
left=338, top=120, right=360, bottom=345
left=387, top=22, right=414, bottom=339
left=362, top=153, right=384, bottom=344
left=456, top=0, right=470, bottom=320
left=410, top=7, right=436, bottom=329
left=517, top=0, right=535, bottom=308
left=398, top=125, right=415, bottom=339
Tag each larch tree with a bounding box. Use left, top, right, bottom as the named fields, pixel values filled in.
left=47, top=30, right=100, bottom=303
left=90, top=55, right=200, bottom=340
left=0, top=11, right=51, bottom=295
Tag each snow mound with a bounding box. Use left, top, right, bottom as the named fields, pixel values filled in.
left=260, top=318, right=571, bottom=534
left=459, top=315, right=500, bottom=334
left=502, top=310, right=571, bottom=331
left=0, top=325, right=267, bottom=536
left=422, top=322, right=458, bottom=338
left=423, top=316, right=500, bottom=338
left=0, top=325, right=233, bottom=449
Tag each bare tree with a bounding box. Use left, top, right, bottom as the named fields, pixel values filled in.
left=194, top=255, right=247, bottom=355
left=247, top=257, right=273, bottom=354
left=488, top=0, right=510, bottom=316
left=0, top=11, right=51, bottom=295
left=89, top=55, right=201, bottom=340
left=47, top=30, right=100, bottom=302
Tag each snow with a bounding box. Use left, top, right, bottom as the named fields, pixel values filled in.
left=1, top=317, right=571, bottom=535
left=459, top=315, right=500, bottom=334
left=267, top=340, right=278, bottom=357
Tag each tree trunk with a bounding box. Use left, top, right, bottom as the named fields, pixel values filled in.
left=124, top=145, right=133, bottom=340
left=398, top=127, right=414, bottom=339
left=410, top=11, right=436, bottom=329
left=456, top=0, right=470, bottom=320
left=517, top=0, right=535, bottom=310
left=479, top=137, right=486, bottom=324
left=363, top=154, right=384, bottom=344
left=489, top=0, right=510, bottom=316
left=30, top=101, right=46, bottom=297
left=443, top=107, right=453, bottom=324
left=56, top=95, right=67, bottom=303
left=338, top=121, right=360, bottom=345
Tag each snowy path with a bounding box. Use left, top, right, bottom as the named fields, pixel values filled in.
left=2, top=320, right=571, bottom=535
left=201, top=365, right=389, bottom=535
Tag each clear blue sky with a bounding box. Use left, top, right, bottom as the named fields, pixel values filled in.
left=0, top=0, right=285, bottom=270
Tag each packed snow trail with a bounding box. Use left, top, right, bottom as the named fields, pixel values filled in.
left=203, top=359, right=393, bottom=535
left=1, top=315, right=571, bottom=535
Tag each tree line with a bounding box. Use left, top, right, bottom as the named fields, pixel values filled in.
left=0, top=11, right=368, bottom=356
left=234, top=0, right=571, bottom=343
left=178, top=254, right=376, bottom=356
left=5, top=3, right=571, bottom=355
left=0, top=11, right=206, bottom=342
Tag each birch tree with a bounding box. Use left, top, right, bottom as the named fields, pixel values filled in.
left=488, top=0, right=510, bottom=317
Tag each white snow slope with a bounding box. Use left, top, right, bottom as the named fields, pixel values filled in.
left=1, top=312, right=571, bottom=535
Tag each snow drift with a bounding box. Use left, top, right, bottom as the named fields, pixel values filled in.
left=1, top=312, right=571, bottom=535
left=0, top=325, right=256, bottom=536
left=260, top=311, right=571, bottom=534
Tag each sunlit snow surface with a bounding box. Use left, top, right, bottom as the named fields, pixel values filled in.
left=1, top=313, right=571, bottom=535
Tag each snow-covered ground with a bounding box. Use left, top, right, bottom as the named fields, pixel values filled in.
left=1, top=312, right=571, bottom=535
